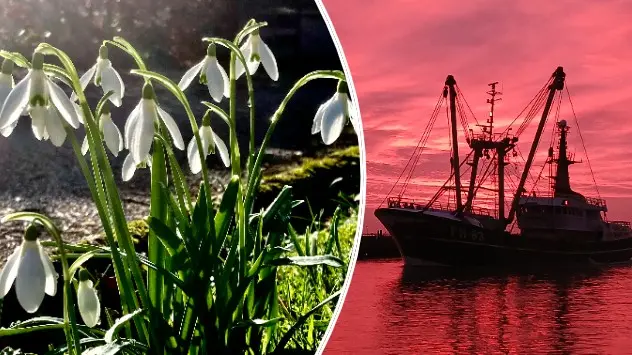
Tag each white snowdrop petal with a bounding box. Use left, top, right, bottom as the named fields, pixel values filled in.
left=212, top=131, right=230, bottom=168
left=100, top=62, right=124, bottom=107
left=79, top=65, right=97, bottom=90
left=346, top=98, right=358, bottom=132
left=78, top=280, right=100, bottom=327
left=131, top=100, right=155, bottom=164
left=81, top=136, right=89, bottom=155
left=312, top=97, right=332, bottom=135
left=15, top=243, right=46, bottom=313
left=200, top=126, right=214, bottom=155
left=45, top=107, right=67, bottom=147
left=73, top=102, right=85, bottom=125
left=47, top=80, right=80, bottom=128
left=0, top=85, right=12, bottom=106
left=187, top=137, right=202, bottom=174
left=0, top=246, right=22, bottom=297
left=178, top=60, right=205, bottom=91
left=235, top=39, right=251, bottom=80
left=30, top=106, right=47, bottom=140
left=259, top=40, right=278, bottom=81
left=220, top=61, right=230, bottom=98
left=124, top=103, right=141, bottom=149
left=0, top=122, right=17, bottom=137
left=102, top=115, right=122, bottom=156
left=71, top=64, right=96, bottom=102
left=320, top=95, right=346, bottom=145
left=0, top=72, right=31, bottom=130
left=122, top=154, right=136, bottom=181
left=38, top=243, right=57, bottom=296
left=205, top=57, right=226, bottom=103
left=156, top=106, right=184, bottom=150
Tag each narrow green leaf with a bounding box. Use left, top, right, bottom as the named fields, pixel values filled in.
left=68, top=250, right=100, bottom=280
left=104, top=308, right=144, bottom=343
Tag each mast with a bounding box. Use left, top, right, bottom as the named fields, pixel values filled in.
left=553, top=120, right=576, bottom=196
left=464, top=82, right=502, bottom=213
left=445, top=75, right=463, bottom=212
left=506, top=66, right=566, bottom=225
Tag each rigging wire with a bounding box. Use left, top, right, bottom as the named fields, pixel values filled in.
left=378, top=91, right=445, bottom=208
left=566, top=84, right=602, bottom=200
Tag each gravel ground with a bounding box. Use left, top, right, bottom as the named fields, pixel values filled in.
left=0, top=121, right=303, bottom=264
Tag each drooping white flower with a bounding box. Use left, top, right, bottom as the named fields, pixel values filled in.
left=72, top=45, right=125, bottom=107
left=0, top=224, right=58, bottom=313
left=0, top=52, right=81, bottom=142
left=77, top=269, right=100, bottom=328
left=312, top=81, right=356, bottom=145
left=121, top=153, right=151, bottom=182
left=178, top=44, right=229, bottom=103
left=187, top=111, right=230, bottom=174
left=81, top=103, right=123, bottom=157
left=235, top=30, right=278, bottom=81
left=124, top=83, right=184, bottom=165
left=0, top=59, right=16, bottom=137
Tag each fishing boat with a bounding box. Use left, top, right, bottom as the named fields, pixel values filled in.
left=375, top=67, right=632, bottom=267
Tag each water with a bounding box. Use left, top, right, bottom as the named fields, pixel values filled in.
left=326, top=259, right=632, bottom=354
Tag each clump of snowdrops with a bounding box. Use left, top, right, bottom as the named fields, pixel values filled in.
left=0, top=19, right=357, bottom=354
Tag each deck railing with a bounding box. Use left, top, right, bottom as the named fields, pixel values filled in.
left=386, top=196, right=494, bottom=216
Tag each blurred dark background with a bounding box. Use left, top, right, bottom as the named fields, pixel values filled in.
left=0, top=0, right=354, bottom=153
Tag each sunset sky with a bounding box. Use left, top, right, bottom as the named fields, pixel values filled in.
left=323, top=0, right=632, bottom=232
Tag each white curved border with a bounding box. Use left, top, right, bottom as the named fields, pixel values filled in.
left=313, top=0, right=366, bottom=354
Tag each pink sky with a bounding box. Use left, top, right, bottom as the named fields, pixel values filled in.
left=323, top=0, right=632, bottom=232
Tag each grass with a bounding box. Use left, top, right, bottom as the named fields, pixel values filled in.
left=273, top=205, right=357, bottom=352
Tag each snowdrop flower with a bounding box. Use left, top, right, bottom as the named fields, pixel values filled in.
left=77, top=269, right=100, bottom=328
left=121, top=153, right=151, bottom=182
left=81, top=103, right=123, bottom=157
left=72, top=45, right=125, bottom=107
left=0, top=52, right=81, bottom=142
left=0, top=59, right=16, bottom=137
left=178, top=44, right=229, bottom=103
left=312, top=81, right=356, bottom=145
left=0, top=224, right=58, bottom=313
left=124, top=83, right=184, bottom=165
left=235, top=29, right=278, bottom=81
left=187, top=111, right=230, bottom=174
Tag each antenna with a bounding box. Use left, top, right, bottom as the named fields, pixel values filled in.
left=486, top=82, right=502, bottom=140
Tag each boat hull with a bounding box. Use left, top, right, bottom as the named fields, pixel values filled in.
left=375, top=207, right=632, bottom=267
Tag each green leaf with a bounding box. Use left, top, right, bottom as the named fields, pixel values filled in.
left=207, top=175, right=240, bottom=266
left=0, top=51, right=31, bottom=68
left=104, top=308, right=144, bottom=343
left=68, top=250, right=100, bottom=280
left=147, top=217, right=186, bottom=257
left=265, top=255, right=344, bottom=268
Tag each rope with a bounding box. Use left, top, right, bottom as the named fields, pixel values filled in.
left=566, top=84, right=602, bottom=200
left=378, top=91, right=445, bottom=208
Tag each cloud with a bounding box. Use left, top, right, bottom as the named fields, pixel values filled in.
left=324, top=0, right=632, bottom=231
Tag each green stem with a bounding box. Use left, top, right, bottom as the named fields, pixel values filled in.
left=67, top=132, right=134, bottom=340
left=32, top=218, right=81, bottom=354
left=38, top=43, right=152, bottom=346
left=244, top=71, right=345, bottom=215
left=0, top=324, right=66, bottom=336
left=148, top=135, right=168, bottom=352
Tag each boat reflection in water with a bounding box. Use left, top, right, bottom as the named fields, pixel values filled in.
left=325, top=260, right=632, bottom=354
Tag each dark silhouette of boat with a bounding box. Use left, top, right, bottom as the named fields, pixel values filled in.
left=375, top=67, right=632, bottom=267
